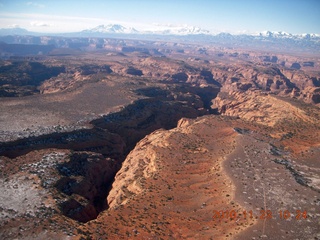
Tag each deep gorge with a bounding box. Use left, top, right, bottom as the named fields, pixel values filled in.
left=0, top=84, right=220, bottom=222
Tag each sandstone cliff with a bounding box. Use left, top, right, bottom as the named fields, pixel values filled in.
left=213, top=90, right=318, bottom=127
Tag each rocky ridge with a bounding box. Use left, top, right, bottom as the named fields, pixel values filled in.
left=85, top=109, right=320, bottom=239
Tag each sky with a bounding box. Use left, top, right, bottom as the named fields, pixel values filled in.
left=0, top=0, right=319, bottom=34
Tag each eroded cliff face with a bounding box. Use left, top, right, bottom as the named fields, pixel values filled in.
left=213, top=90, right=318, bottom=127
left=110, top=56, right=320, bottom=105
left=213, top=89, right=320, bottom=157
left=107, top=129, right=166, bottom=208
left=3, top=50, right=319, bottom=105
left=210, top=64, right=320, bottom=105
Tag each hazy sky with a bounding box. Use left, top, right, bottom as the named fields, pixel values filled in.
left=0, top=0, right=319, bottom=34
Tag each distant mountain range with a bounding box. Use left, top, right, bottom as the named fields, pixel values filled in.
left=79, top=24, right=320, bottom=40
left=81, top=24, right=211, bottom=36
left=0, top=27, right=33, bottom=36
left=81, top=24, right=139, bottom=35
left=256, top=30, right=320, bottom=40
left=0, top=24, right=319, bottom=54
left=0, top=24, right=319, bottom=39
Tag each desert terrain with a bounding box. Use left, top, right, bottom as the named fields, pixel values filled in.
left=0, top=36, right=319, bottom=239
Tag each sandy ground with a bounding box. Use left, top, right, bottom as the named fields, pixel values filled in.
left=0, top=77, right=140, bottom=141
left=224, top=134, right=320, bottom=239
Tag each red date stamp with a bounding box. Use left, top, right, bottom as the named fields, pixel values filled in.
left=213, top=209, right=308, bottom=220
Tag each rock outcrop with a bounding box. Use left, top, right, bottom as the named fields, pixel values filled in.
left=56, top=152, right=119, bottom=223
left=213, top=90, right=318, bottom=127
left=0, top=61, right=65, bottom=97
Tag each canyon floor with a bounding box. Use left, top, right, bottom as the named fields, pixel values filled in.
left=0, top=38, right=320, bottom=239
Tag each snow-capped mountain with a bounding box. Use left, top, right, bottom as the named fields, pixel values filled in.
left=0, top=24, right=319, bottom=44
left=82, top=24, right=139, bottom=34
left=80, top=24, right=320, bottom=39
left=0, top=25, right=319, bottom=52
left=0, top=27, right=33, bottom=36
left=255, top=30, right=320, bottom=40
left=81, top=24, right=211, bottom=36
left=257, top=31, right=293, bottom=38
left=0, top=24, right=320, bottom=41
left=299, top=33, right=320, bottom=39
left=144, top=25, right=210, bottom=35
